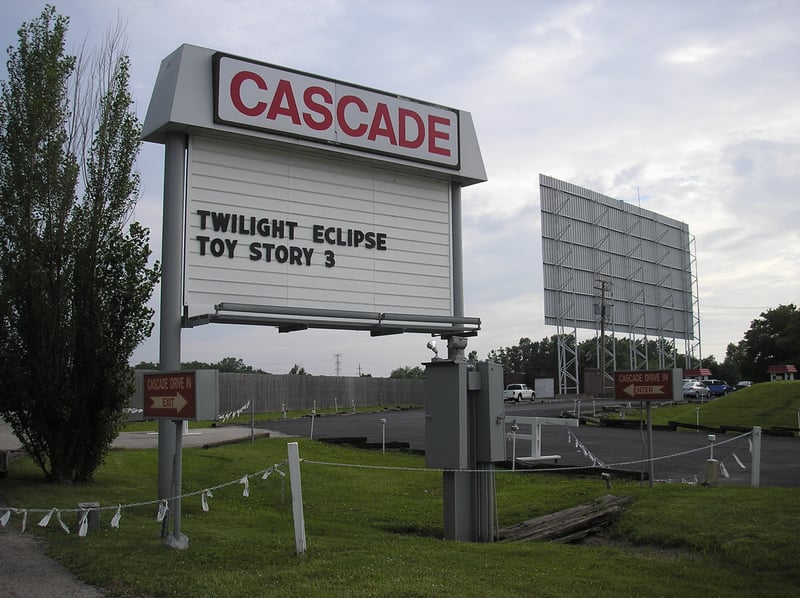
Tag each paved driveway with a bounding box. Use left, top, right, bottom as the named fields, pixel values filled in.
left=258, top=402, right=800, bottom=487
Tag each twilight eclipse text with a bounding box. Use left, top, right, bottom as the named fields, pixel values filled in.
left=194, top=209, right=388, bottom=268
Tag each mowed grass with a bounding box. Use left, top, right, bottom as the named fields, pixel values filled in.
left=2, top=435, right=799, bottom=597
left=613, top=380, right=800, bottom=430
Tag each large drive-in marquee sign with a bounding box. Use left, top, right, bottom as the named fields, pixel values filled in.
left=143, top=45, right=486, bottom=335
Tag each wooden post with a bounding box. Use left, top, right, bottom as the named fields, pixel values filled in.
left=750, top=426, right=761, bottom=488
left=288, top=442, right=307, bottom=555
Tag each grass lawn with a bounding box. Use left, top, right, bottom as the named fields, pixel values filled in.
left=607, top=380, right=800, bottom=431
left=2, top=435, right=798, bottom=597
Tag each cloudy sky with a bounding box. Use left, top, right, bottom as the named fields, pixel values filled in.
left=2, top=1, right=798, bottom=377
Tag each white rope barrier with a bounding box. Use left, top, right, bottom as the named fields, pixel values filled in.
left=217, top=400, right=251, bottom=422
left=0, top=460, right=288, bottom=534
left=0, top=429, right=759, bottom=536
left=303, top=429, right=755, bottom=475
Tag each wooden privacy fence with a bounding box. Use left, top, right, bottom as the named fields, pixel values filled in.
left=133, top=371, right=424, bottom=415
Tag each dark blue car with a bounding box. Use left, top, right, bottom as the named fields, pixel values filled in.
left=703, top=379, right=732, bottom=397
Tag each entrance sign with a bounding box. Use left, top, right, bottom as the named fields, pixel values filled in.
left=214, top=54, right=460, bottom=168
left=613, top=369, right=678, bottom=401
left=142, top=370, right=219, bottom=421
left=612, top=368, right=683, bottom=488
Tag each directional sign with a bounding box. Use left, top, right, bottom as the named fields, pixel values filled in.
left=614, top=370, right=675, bottom=401
left=143, top=372, right=197, bottom=419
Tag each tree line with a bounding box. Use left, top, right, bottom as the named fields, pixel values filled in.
left=486, top=304, right=800, bottom=386
left=388, top=304, right=799, bottom=383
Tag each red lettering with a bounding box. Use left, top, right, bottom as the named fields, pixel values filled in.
left=427, top=115, right=451, bottom=156
left=398, top=108, right=425, bottom=149
left=224, top=65, right=457, bottom=164
left=367, top=102, right=397, bottom=144
left=619, top=373, right=643, bottom=383
left=302, top=86, right=333, bottom=130
left=230, top=71, right=268, bottom=117
left=266, top=79, right=301, bottom=124
left=337, top=95, right=368, bottom=137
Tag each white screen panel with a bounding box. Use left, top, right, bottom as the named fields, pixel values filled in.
left=185, top=135, right=453, bottom=316
left=540, top=174, right=693, bottom=338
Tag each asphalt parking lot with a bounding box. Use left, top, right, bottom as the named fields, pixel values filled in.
left=3, top=402, right=798, bottom=487
left=257, top=400, right=800, bottom=487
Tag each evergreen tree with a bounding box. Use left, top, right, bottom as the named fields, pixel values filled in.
left=0, top=7, right=159, bottom=483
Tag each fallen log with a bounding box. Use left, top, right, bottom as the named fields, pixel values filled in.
left=498, top=494, right=632, bottom=543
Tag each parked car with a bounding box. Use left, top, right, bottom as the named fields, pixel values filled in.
left=734, top=380, right=753, bottom=391
left=682, top=380, right=710, bottom=399
left=703, top=379, right=733, bottom=397
left=503, top=383, right=535, bottom=402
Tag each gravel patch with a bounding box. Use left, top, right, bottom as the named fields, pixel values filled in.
left=0, top=525, right=104, bottom=597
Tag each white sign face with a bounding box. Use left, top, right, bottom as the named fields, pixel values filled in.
left=214, top=53, right=460, bottom=168
left=185, top=135, right=454, bottom=317
left=540, top=174, right=693, bottom=338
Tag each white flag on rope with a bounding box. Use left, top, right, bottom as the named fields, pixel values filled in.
left=110, top=505, right=122, bottom=528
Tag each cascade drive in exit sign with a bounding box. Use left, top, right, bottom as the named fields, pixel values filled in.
left=142, top=370, right=219, bottom=420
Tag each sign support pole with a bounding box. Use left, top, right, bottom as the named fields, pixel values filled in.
left=165, top=419, right=188, bottom=549
left=158, top=132, right=187, bottom=510
left=441, top=182, right=484, bottom=542
left=646, top=401, right=654, bottom=488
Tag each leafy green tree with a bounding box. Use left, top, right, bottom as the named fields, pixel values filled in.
left=175, top=360, right=214, bottom=371
left=216, top=356, right=256, bottom=372
left=133, top=357, right=265, bottom=373
left=575, top=336, right=678, bottom=372
left=735, top=304, right=800, bottom=382
left=133, top=361, right=160, bottom=370
left=722, top=342, right=746, bottom=383
left=289, top=364, right=309, bottom=375
left=390, top=366, right=425, bottom=380
left=488, top=336, right=560, bottom=382
left=0, top=7, right=159, bottom=483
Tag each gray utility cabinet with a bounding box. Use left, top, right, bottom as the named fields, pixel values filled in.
left=424, top=360, right=505, bottom=469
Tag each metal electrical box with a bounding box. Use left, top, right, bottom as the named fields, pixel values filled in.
left=424, top=360, right=468, bottom=469
left=425, top=359, right=505, bottom=469
left=470, top=361, right=505, bottom=463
